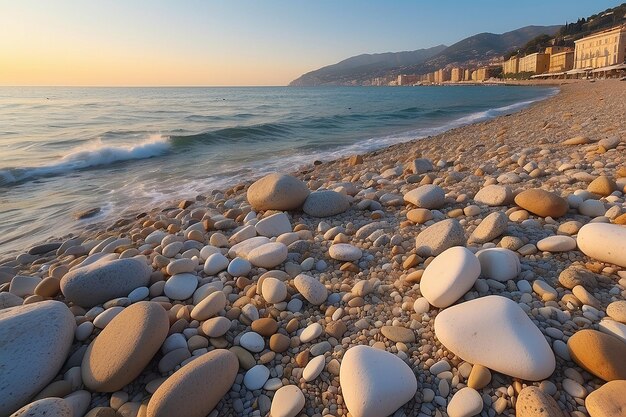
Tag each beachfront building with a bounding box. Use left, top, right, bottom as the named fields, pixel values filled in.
left=464, top=69, right=472, bottom=81
left=549, top=51, right=574, bottom=73
left=434, top=68, right=451, bottom=83
left=544, top=46, right=571, bottom=56
left=519, top=53, right=550, bottom=74
left=397, top=74, right=419, bottom=85
left=502, top=56, right=519, bottom=74
left=450, top=67, right=464, bottom=82
left=574, top=24, right=626, bottom=69
left=473, top=67, right=491, bottom=81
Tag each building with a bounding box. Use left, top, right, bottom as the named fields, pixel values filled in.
left=433, top=68, right=451, bottom=83
left=450, top=67, right=464, bottom=82
left=549, top=51, right=574, bottom=73
left=502, top=56, right=519, bottom=74
left=464, top=69, right=472, bottom=81
left=544, top=46, right=571, bottom=55
left=473, top=67, right=490, bottom=81
left=574, top=24, right=626, bottom=69
left=519, top=53, right=550, bottom=74
left=397, top=74, right=419, bottom=85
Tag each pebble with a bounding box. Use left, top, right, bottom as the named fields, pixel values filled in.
left=414, top=218, right=466, bottom=257
left=514, top=189, right=568, bottom=218
left=403, top=184, right=446, bottom=209
left=190, top=290, right=226, bottom=321
left=244, top=365, right=270, bottom=390
left=303, top=190, right=350, bottom=217
left=240, top=332, right=265, bottom=352
left=302, top=355, right=325, bottom=382
left=328, top=243, right=362, bottom=262
left=247, top=242, right=288, bottom=268
left=420, top=246, right=480, bottom=308
left=293, top=274, right=328, bottom=305
left=536, top=235, right=577, bottom=252
left=300, top=322, right=323, bottom=343
left=246, top=173, right=309, bottom=211
left=475, top=248, right=520, bottom=281
left=567, top=329, right=626, bottom=381
left=9, top=398, right=73, bottom=417
left=146, top=349, right=238, bottom=417
left=60, top=257, right=151, bottom=307
left=270, top=385, right=305, bottom=417
left=516, top=386, right=564, bottom=417
left=473, top=184, right=512, bottom=206
left=447, top=387, right=483, bottom=417
left=82, top=301, right=169, bottom=392
left=164, top=273, right=198, bottom=300
left=380, top=326, right=415, bottom=343
left=468, top=211, right=508, bottom=244
left=255, top=212, right=292, bottom=238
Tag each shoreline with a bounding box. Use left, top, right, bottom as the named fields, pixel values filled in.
left=1, top=79, right=625, bottom=417
left=0, top=83, right=559, bottom=261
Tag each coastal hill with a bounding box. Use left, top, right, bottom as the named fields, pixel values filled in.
left=288, top=45, right=447, bottom=87
left=289, top=25, right=561, bottom=86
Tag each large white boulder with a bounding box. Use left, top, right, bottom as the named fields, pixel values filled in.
left=434, top=295, right=555, bottom=381
left=339, top=345, right=417, bottom=417
left=577, top=223, right=626, bottom=267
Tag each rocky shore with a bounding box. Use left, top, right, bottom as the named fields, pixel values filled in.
left=1, top=79, right=625, bottom=417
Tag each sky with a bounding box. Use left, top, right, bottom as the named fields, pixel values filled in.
left=0, top=0, right=621, bottom=86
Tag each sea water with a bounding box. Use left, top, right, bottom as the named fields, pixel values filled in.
left=0, top=85, right=557, bottom=255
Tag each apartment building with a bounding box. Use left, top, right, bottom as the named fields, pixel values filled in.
left=519, top=53, right=550, bottom=74
left=574, top=24, right=626, bottom=69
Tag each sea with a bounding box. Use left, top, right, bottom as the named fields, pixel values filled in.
left=0, top=85, right=558, bottom=256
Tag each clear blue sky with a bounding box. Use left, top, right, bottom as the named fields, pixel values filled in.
left=1, top=0, right=621, bottom=85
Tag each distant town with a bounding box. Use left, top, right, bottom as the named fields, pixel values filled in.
left=378, top=23, right=626, bottom=85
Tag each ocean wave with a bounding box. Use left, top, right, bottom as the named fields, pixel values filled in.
left=169, top=123, right=294, bottom=147
left=0, top=134, right=170, bottom=186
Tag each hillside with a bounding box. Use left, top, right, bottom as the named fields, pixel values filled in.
left=289, top=25, right=561, bottom=86
left=289, top=45, right=447, bottom=86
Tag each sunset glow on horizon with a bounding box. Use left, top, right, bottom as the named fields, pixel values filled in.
left=1, top=0, right=620, bottom=86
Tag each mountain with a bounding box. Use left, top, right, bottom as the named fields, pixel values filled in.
left=289, top=25, right=561, bottom=86
left=288, top=45, right=447, bottom=86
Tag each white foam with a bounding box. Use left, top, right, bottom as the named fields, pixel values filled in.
left=0, top=134, right=170, bottom=185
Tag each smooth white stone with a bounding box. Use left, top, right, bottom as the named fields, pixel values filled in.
left=475, top=248, right=520, bottom=281
left=577, top=223, right=626, bottom=267
left=228, top=236, right=270, bottom=258
left=536, top=235, right=577, bottom=252
left=420, top=246, right=481, bottom=308
left=163, top=273, right=198, bottom=300
left=270, top=385, right=305, bottom=417
left=293, top=274, right=327, bottom=305
left=403, top=185, right=445, bottom=209
left=199, top=245, right=220, bottom=261
left=434, top=295, right=555, bottom=381
left=299, top=323, right=323, bottom=343
left=243, top=365, right=270, bottom=390
left=302, top=355, right=325, bottom=382
left=261, top=277, right=287, bottom=304
left=203, top=253, right=229, bottom=275
left=340, top=345, right=417, bottom=417
left=413, top=298, right=430, bottom=314
left=239, top=332, right=265, bottom=352
left=255, top=213, right=292, bottom=238
left=447, top=387, right=483, bottom=417
left=328, top=244, right=362, bottom=262
left=247, top=242, right=288, bottom=268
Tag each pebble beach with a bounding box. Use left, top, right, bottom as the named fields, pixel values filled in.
left=1, top=79, right=626, bottom=417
